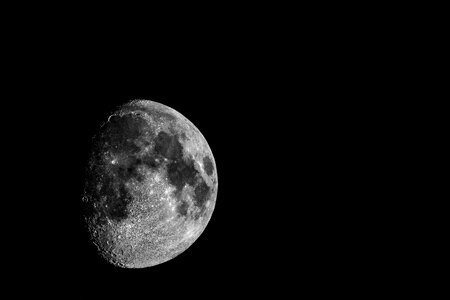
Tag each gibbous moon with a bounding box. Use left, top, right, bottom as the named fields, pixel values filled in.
left=83, top=100, right=217, bottom=268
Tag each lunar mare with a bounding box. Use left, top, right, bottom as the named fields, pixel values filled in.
left=83, top=100, right=217, bottom=268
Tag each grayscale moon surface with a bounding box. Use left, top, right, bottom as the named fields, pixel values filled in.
left=83, top=100, right=217, bottom=268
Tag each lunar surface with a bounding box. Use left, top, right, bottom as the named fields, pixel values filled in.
left=82, top=100, right=217, bottom=268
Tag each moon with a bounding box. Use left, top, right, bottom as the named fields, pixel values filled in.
left=82, top=99, right=218, bottom=268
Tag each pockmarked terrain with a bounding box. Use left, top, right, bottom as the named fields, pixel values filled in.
left=83, top=100, right=217, bottom=268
